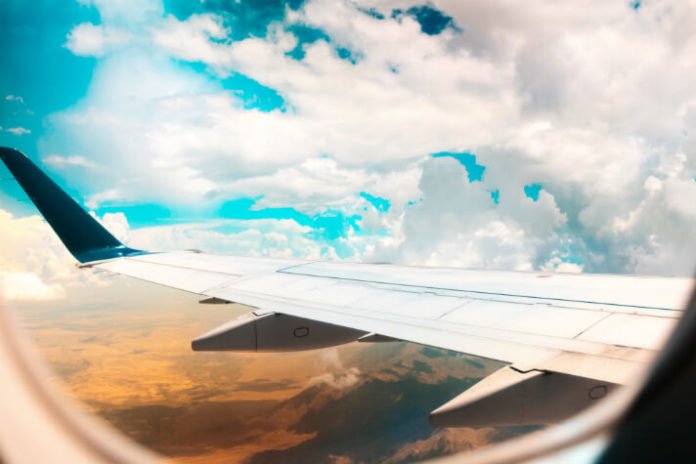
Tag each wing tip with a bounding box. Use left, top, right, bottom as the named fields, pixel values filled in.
left=0, top=146, right=144, bottom=264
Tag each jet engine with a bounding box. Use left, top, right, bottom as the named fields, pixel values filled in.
left=191, top=312, right=367, bottom=352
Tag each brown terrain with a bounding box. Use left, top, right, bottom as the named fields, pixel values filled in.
left=14, top=276, right=523, bottom=463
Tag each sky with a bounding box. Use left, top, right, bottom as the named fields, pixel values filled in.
left=0, top=0, right=696, bottom=459
left=0, top=0, right=696, bottom=462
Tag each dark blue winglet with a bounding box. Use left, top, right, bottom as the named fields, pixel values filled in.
left=0, top=147, right=144, bottom=263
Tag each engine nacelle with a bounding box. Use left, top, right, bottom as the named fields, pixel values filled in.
left=191, top=312, right=366, bottom=352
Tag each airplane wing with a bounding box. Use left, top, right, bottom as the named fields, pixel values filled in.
left=2, top=147, right=693, bottom=428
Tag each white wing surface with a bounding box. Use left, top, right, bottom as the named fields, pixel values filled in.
left=95, top=251, right=693, bottom=386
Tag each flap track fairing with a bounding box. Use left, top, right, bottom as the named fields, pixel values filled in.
left=430, top=366, right=618, bottom=427
left=191, top=312, right=366, bottom=352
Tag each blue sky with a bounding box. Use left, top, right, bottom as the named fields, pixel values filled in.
left=2, top=0, right=695, bottom=279
left=0, top=0, right=523, bottom=260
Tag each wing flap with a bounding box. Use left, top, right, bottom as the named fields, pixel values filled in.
left=576, top=313, right=677, bottom=350
left=429, top=366, right=619, bottom=427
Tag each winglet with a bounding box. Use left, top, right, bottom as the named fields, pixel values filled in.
left=0, top=147, right=143, bottom=263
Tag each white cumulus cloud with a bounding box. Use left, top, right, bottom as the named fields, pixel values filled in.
left=66, top=23, right=133, bottom=57
left=5, top=127, right=31, bottom=136
left=43, top=154, right=98, bottom=169
left=0, top=210, right=79, bottom=301
left=30, top=0, right=696, bottom=277
left=5, top=95, right=24, bottom=103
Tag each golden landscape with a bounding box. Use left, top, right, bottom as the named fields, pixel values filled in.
left=15, top=276, right=509, bottom=463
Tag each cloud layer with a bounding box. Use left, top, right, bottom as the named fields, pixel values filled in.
left=3, top=0, right=695, bottom=302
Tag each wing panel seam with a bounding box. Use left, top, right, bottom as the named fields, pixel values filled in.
left=207, top=287, right=657, bottom=359
left=277, top=269, right=679, bottom=312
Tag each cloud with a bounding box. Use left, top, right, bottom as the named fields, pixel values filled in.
left=224, top=157, right=420, bottom=213
left=305, top=348, right=362, bottom=391
left=5, top=127, right=31, bottom=136
left=152, top=14, right=232, bottom=65
left=612, top=167, right=696, bottom=275
left=5, top=94, right=24, bottom=103
left=54, top=1, right=515, bottom=200
left=76, top=0, right=163, bottom=26
left=0, top=210, right=73, bottom=301
left=0, top=272, right=65, bottom=301
left=0, top=208, right=120, bottom=301
left=85, top=189, right=123, bottom=209
left=542, top=258, right=583, bottom=274
left=32, top=0, right=696, bottom=276
left=43, top=155, right=98, bottom=169
left=372, top=156, right=567, bottom=270
left=128, top=218, right=349, bottom=260
left=327, top=454, right=353, bottom=464
left=99, top=211, right=131, bottom=243
left=307, top=367, right=362, bottom=391
left=383, top=428, right=492, bottom=464
left=149, top=4, right=512, bottom=164
left=65, top=23, right=132, bottom=56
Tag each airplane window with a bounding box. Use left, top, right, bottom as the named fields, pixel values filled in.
left=1, top=0, right=695, bottom=463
